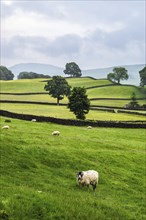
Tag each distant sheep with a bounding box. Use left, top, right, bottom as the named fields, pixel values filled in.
left=52, top=131, right=60, bottom=136
left=31, top=119, right=36, bottom=122
left=76, top=170, right=99, bottom=191
left=2, top=125, right=10, bottom=129
left=87, top=126, right=92, bottom=129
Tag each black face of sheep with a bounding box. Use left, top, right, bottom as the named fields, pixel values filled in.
left=76, top=171, right=84, bottom=181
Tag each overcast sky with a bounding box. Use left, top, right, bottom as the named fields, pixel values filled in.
left=1, top=0, right=145, bottom=69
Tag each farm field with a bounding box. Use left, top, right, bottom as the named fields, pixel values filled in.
left=0, top=103, right=146, bottom=121
left=0, top=116, right=145, bottom=220
left=90, top=99, right=146, bottom=107
left=0, top=78, right=146, bottom=110
left=1, top=94, right=146, bottom=107
left=0, top=94, right=67, bottom=104
left=87, top=85, right=146, bottom=99
left=0, top=78, right=112, bottom=93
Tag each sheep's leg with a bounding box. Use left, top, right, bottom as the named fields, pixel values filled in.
left=92, top=184, right=96, bottom=192
left=87, top=185, right=90, bottom=191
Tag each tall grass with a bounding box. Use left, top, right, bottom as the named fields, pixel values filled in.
left=0, top=117, right=145, bottom=220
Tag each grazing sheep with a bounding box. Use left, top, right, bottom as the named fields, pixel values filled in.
left=31, top=119, right=36, bottom=122
left=76, top=170, right=99, bottom=191
left=2, top=125, right=10, bottom=129
left=87, top=126, right=92, bottom=129
left=52, top=131, right=60, bottom=136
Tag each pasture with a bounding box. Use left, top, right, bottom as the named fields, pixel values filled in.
left=0, top=77, right=146, bottom=110
left=0, top=116, right=145, bottom=220
left=0, top=103, right=146, bottom=121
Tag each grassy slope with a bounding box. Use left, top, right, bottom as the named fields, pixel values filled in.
left=0, top=103, right=146, bottom=121
left=87, top=85, right=146, bottom=99
left=0, top=78, right=146, bottom=109
left=0, top=78, right=112, bottom=93
left=0, top=117, right=145, bottom=220
left=91, top=99, right=146, bottom=107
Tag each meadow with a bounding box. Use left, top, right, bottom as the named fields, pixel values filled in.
left=0, top=77, right=146, bottom=111
left=0, top=116, right=145, bottom=220
left=0, top=77, right=146, bottom=219
left=0, top=103, right=146, bottom=121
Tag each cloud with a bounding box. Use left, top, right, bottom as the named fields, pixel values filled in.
left=1, top=0, right=145, bottom=68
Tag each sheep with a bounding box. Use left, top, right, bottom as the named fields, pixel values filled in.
left=87, top=126, right=92, bottom=129
left=52, top=131, right=60, bottom=136
left=31, top=119, right=36, bottom=122
left=76, top=170, right=99, bottom=191
left=2, top=125, right=10, bottom=129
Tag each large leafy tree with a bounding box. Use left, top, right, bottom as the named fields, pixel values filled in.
left=64, top=62, right=82, bottom=77
left=107, top=67, right=128, bottom=84
left=68, top=87, right=90, bottom=120
left=0, top=66, right=14, bottom=80
left=139, top=66, right=146, bottom=87
left=44, top=76, right=71, bottom=105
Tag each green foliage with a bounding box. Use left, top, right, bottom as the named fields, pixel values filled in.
left=0, top=66, right=14, bottom=80
left=17, top=71, right=50, bottom=79
left=139, top=66, right=146, bottom=87
left=68, top=87, right=90, bottom=120
left=126, top=92, right=140, bottom=108
left=0, top=117, right=146, bottom=220
left=44, top=76, right=71, bottom=105
left=64, top=62, right=82, bottom=77
left=107, top=67, right=129, bottom=84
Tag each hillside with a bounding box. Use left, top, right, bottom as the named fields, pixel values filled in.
left=9, top=63, right=145, bottom=86
left=0, top=78, right=146, bottom=122
left=0, top=117, right=146, bottom=219
left=9, top=63, right=64, bottom=78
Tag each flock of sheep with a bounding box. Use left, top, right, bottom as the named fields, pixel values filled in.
left=2, top=119, right=99, bottom=192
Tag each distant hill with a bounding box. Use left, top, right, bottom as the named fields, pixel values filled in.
left=9, top=63, right=145, bottom=85
left=82, top=64, right=145, bottom=86
left=9, top=63, right=64, bottom=78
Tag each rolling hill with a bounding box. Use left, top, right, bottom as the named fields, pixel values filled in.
left=9, top=63, right=145, bottom=86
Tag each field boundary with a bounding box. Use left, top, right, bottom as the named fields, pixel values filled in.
left=0, top=110, right=145, bottom=128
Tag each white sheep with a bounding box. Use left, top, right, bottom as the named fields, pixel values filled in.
left=87, top=126, right=92, bottom=129
left=52, top=131, right=60, bottom=136
left=2, top=125, right=10, bottom=129
left=31, top=119, right=36, bottom=122
left=76, top=170, right=99, bottom=191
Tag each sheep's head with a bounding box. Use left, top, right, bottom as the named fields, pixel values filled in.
left=76, top=171, right=84, bottom=182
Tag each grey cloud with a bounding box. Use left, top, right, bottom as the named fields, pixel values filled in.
left=1, top=34, right=82, bottom=59
left=46, top=34, right=82, bottom=56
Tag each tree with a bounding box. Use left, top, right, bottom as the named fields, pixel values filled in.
left=139, top=66, right=146, bottom=87
left=126, top=92, right=139, bottom=108
left=44, top=76, right=71, bottom=105
left=64, top=62, right=82, bottom=77
left=18, top=71, right=50, bottom=79
left=107, top=67, right=128, bottom=84
left=68, top=87, right=90, bottom=120
left=0, top=66, right=14, bottom=80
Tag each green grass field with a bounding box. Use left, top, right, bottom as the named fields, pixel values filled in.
left=1, top=103, right=146, bottom=121
left=87, top=85, right=146, bottom=99
left=0, top=78, right=146, bottom=110
left=90, top=99, right=146, bottom=107
left=0, top=94, right=67, bottom=104
left=0, top=116, right=145, bottom=220
left=0, top=78, right=112, bottom=93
